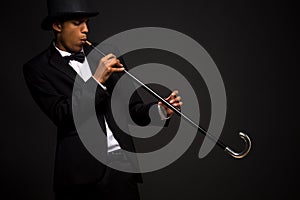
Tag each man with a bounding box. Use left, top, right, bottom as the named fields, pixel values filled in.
left=23, top=0, right=182, bottom=199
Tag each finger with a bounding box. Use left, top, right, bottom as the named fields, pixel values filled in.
left=165, top=90, right=178, bottom=101
left=114, top=59, right=123, bottom=67
left=165, top=96, right=171, bottom=101
left=171, top=90, right=179, bottom=97
left=105, top=53, right=116, bottom=60
left=107, top=59, right=123, bottom=68
left=169, top=96, right=181, bottom=103
left=111, top=67, right=125, bottom=72
left=100, top=53, right=115, bottom=63
left=171, top=102, right=183, bottom=107
left=117, top=59, right=124, bottom=67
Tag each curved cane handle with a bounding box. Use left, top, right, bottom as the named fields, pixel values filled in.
left=224, top=132, right=251, bottom=159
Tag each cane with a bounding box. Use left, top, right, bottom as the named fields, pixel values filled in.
left=85, top=41, right=251, bottom=159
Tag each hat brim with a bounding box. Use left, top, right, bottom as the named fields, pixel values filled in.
left=41, top=12, right=99, bottom=30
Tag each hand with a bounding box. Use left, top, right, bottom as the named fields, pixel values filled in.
left=93, top=53, right=124, bottom=84
left=158, top=90, right=183, bottom=117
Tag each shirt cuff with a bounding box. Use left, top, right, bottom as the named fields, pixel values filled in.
left=158, top=104, right=171, bottom=120
left=92, top=76, right=107, bottom=90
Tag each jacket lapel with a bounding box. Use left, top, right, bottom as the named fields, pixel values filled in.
left=48, top=44, right=77, bottom=81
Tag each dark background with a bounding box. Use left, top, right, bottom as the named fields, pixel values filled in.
left=1, top=0, right=298, bottom=199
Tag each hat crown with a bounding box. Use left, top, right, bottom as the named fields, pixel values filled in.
left=47, top=0, right=95, bottom=16
left=41, top=0, right=99, bottom=30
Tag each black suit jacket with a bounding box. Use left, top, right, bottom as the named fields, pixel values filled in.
left=23, top=42, right=157, bottom=191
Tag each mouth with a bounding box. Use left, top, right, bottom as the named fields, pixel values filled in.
left=80, top=38, right=87, bottom=43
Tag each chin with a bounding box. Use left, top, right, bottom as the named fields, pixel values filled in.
left=72, top=45, right=83, bottom=52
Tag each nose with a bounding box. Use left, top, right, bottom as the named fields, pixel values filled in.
left=82, top=22, right=89, bottom=34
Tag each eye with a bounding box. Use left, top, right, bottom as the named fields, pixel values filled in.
left=73, top=20, right=81, bottom=26
left=72, top=18, right=89, bottom=26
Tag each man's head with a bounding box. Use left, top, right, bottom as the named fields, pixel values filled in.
left=53, top=17, right=90, bottom=52
left=41, top=0, right=98, bottom=52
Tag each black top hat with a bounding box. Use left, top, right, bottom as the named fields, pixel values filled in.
left=41, top=0, right=99, bottom=30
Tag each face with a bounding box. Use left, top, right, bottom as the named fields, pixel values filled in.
left=53, top=17, right=89, bottom=52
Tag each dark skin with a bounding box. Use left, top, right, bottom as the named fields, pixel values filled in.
left=52, top=17, right=182, bottom=116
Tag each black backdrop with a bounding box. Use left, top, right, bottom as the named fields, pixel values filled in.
left=1, top=0, right=298, bottom=199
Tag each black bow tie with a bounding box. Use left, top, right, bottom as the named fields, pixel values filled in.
left=64, top=52, right=85, bottom=63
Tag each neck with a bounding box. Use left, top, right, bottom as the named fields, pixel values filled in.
left=54, top=40, right=68, bottom=52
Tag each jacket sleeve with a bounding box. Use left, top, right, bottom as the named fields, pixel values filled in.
left=129, top=87, right=170, bottom=127
left=23, top=63, right=109, bottom=129
left=115, top=56, right=168, bottom=127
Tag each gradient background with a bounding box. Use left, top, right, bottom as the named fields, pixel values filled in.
left=1, top=0, right=298, bottom=199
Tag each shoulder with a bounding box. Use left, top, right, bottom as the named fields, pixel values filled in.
left=23, top=47, right=52, bottom=74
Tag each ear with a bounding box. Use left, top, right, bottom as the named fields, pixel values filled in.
left=52, top=22, right=62, bottom=32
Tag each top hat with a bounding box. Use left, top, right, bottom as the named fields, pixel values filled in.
left=41, top=0, right=99, bottom=30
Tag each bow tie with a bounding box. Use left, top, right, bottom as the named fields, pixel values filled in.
left=64, top=52, right=85, bottom=63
